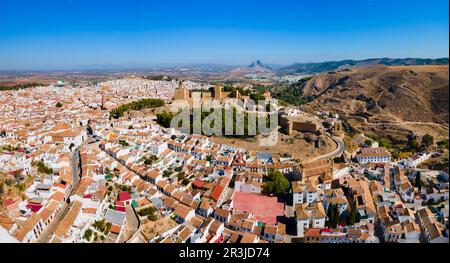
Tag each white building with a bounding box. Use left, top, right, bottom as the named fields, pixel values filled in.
left=295, top=202, right=326, bottom=237
left=356, top=147, right=391, bottom=164
left=148, top=141, right=168, bottom=157
left=416, top=208, right=448, bottom=243
left=405, top=152, right=432, bottom=168
left=292, top=181, right=318, bottom=205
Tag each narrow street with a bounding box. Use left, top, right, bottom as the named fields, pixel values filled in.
left=36, top=134, right=94, bottom=242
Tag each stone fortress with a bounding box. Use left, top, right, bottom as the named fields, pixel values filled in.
left=172, top=81, right=272, bottom=110
left=173, top=82, right=242, bottom=103
left=279, top=114, right=321, bottom=136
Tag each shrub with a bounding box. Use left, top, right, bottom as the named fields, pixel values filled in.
left=421, top=134, right=434, bottom=147
left=138, top=207, right=157, bottom=221
left=110, top=98, right=165, bottom=119
left=32, top=161, right=53, bottom=175
left=83, top=229, right=93, bottom=240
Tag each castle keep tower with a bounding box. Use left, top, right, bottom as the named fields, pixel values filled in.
left=174, top=81, right=189, bottom=100
left=213, top=84, right=222, bottom=100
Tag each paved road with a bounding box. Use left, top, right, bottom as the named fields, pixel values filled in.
left=70, top=147, right=81, bottom=187
left=37, top=147, right=81, bottom=242
left=310, top=135, right=346, bottom=162
left=37, top=134, right=95, bottom=242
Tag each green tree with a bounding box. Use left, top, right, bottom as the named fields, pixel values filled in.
left=333, top=204, right=340, bottom=227
left=392, top=150, right=400, bottom=160
left=415, top=172, right=422, bottom=190
left=55, top=102, right=63, bottom=108
left=138, top=207, right=157, bottom=216
left=163, top=169, right=172, bottom=177
left=426, top=199, right=435, bottom=206
left=274, top=77, right=311, bottom=106
left=326, top=204, right=336, bottom=228
left=147, top=214, right=158, bottom=221
left=143, top=155, right=158, bottom=166
left=379, top=138, right=393, bottom=148
left=437, top=140, right=449, bottom=149
left=32, top=161, right=53, bottom=175
left=177, top=173, right=185, bottom=181
left=333, top=155, right=345, bottom=163
left=407, top=138, right=419, bottom=152
left=118, top=140, right=129, bottom=147
left=110, top=98, right=165, bottom=119
left=105, top=222, right=112, bottom=234
left=156, top=111, right=174, bottom=128
left=83, top=229, right=93, bottom=240
left=421, top=134, right=434, bottom=148
left=326, top=204, right=341, bottom=228
left=0, top=181, right=4, bottom=195
left=250, top=92, right=266, bottom=102
left=264, top=170, right=289, bottom=194
left=181, top=178, right=190, bottom=186
left=347, top=200, right=360, bottom=226
left=16, top=183, right=26, bottom=192
left=0, top=83, right=42, bottom=91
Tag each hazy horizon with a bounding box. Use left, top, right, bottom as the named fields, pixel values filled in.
left=0, top=56, right=449, bottom=72
left=0, top=0, right=448, bottom=70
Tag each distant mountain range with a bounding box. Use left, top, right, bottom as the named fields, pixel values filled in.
left=2, top=58, right=447, bottom=76
left=229, top=60, right=275, bottom=75
left=248, top=60, right=273, bottom=70
left=277, top=58, right=449, bottom=75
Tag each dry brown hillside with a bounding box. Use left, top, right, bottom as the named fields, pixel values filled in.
left=303, top=65, right=449, bottom=141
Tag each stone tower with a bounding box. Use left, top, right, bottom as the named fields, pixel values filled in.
left=233, top=89, right=240, bottom=99
left=174, top=81, right=189, bottom=100
left=213, top=84, right=222, bottom=100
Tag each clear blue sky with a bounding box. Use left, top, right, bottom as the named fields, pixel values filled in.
left=0, top=0, right=448, bottom=70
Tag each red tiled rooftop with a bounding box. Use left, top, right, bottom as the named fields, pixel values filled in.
left=50, top=191, right=65, bottom=202
left=233, top=192, right=284, bottom=225
left=210, top=185, right=224, bottom=201
left=192, top=179, right=206, bottom=188
left=26, top=203, right=43, bottom=213
left=118, top=192, right=131, bottom=201
left=4, top=198, right=14, bottom=206
left=115, top=201, right=125, bottom=207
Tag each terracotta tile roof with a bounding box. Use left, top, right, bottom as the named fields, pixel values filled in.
left=174, top=204, right=193, bottom=220
left=210, top=185, right=224, bottom=201
left=54, top=200, right=82, bottom=238
left=50, top=191, right=65, bottom=203
left=13, top=213, right=41, bottom=242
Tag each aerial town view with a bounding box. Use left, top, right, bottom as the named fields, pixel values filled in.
left=0, top=0, right=448, bottom=251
